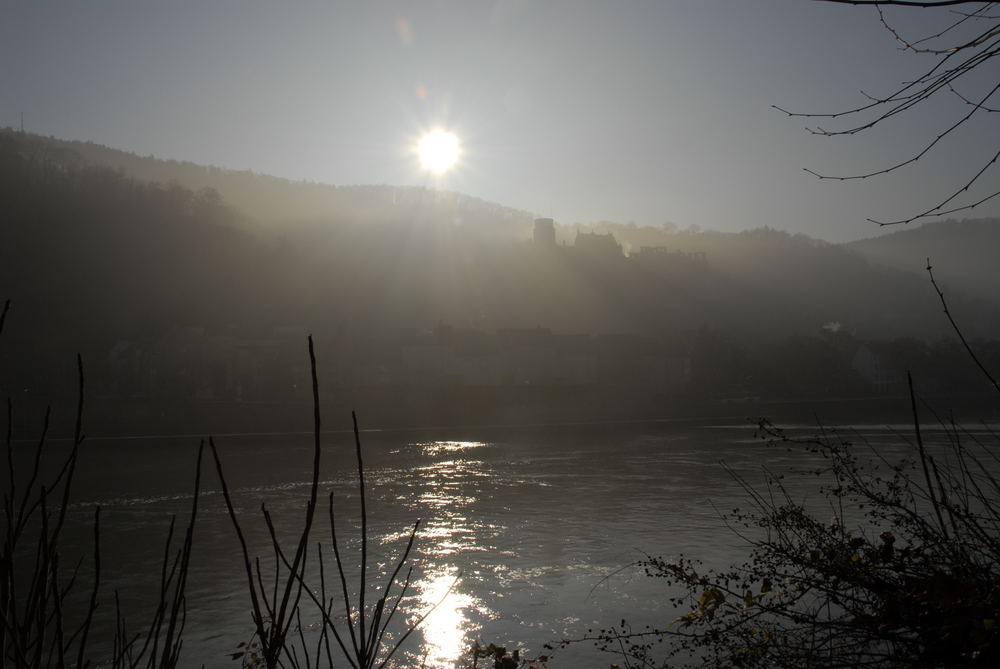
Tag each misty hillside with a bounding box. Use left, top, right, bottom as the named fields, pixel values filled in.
left=3, top=128, right=999, bottom=353
left=10, top=130, right=537, bottom=236
left=847, top=218, right=1000, bottom=303
left=6, top=128, right=1000, bottom=428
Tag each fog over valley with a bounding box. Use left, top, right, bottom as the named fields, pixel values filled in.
left=3, top=130, right=998, bottom=432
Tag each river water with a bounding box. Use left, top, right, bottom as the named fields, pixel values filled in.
left=18, top=418, right=970, bottom=667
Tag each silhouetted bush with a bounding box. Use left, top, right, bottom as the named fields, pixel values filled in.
left=571, top=380, right=1000, bottom=668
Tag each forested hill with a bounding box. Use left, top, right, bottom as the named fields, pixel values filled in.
left=3, top=129, right=536, bottom=235
left=2, top=128, right=998, bottom=355
left=847, top=218, right=1000, bottom=304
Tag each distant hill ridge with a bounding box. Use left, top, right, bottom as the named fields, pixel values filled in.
left=846, top=218, right=1000, bottom=303
left=10, top=128, right=996, bottom=258
left=0, top=128, right=537, bottom=229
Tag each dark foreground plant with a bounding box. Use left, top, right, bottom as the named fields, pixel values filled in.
left=0, top=299, right=204, bottom=669
left=213, top=336, right=451, bottom=669
left=468, top=641, right=549, bottom=669
left=2, top=297, right=449, bottom=668
left=566, top=376, right=1000, bottom=668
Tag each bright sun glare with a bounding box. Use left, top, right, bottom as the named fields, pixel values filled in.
left=417, top=130, right=460, bottom=174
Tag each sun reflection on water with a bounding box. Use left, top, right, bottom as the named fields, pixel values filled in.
left=413, top=567, right=476, bottom=669
left=419, top=440, right=486, bottom=456
left=403, top=440, right=493, bottom=667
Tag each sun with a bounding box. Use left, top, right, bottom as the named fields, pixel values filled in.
left=417, top=129, right=461, bottom=174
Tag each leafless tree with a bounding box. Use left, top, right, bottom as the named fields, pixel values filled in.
left=776, top=0, right=1000, bottom=225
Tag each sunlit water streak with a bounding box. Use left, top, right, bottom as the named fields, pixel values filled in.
left=17, top=421, right=992, bottom=668
left=413, top=567, right=479, bottom=669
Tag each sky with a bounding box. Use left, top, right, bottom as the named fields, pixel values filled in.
left=2, top=0, right=997, bottom=243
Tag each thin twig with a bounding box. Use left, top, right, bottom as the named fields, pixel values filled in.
left=926, top=258, right=1000, bottom=394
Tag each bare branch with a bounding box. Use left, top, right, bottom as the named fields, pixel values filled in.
left=868, top=146, right=1000, bottom=224
left=948, top=82, right=1000, bottom=110
left=925, top=258, right=1000, bottom=394
left=820, top=1, right=998, bottom=8
left=779, top=2, right=1000, bottom=225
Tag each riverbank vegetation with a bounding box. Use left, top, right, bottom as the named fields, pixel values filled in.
left=569, top=395, right=1000, bottom=667
left=564, top=275, right=1000, bottom=667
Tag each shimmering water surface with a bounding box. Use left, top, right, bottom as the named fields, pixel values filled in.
left=37, top=419, right=974, bottom=667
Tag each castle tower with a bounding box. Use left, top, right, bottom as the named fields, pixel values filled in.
left=533, top=217, right=556, bottom=246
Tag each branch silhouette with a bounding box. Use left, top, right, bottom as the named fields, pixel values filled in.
left=776, top=1, right=1000, bottom=224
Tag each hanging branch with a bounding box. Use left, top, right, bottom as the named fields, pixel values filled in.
left=821, top=1, right=996, bottom=8
left=774, top=1, right=1000, bottom=225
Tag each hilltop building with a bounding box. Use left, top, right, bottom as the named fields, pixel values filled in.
left=533, top=217, right=556, bottom=246
left=573, top=231, right=623, bottom=260
left=533, top=217, right=707, bottom=270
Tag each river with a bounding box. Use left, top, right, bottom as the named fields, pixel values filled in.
left=12, top=417, right=969, bottom=667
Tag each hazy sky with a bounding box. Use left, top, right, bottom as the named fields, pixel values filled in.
left=3, top=1, right=997, bottom=242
